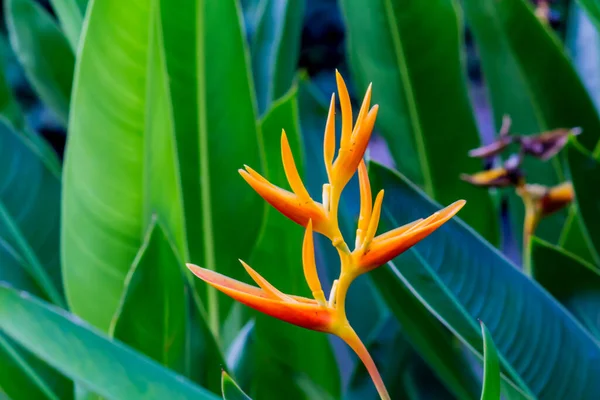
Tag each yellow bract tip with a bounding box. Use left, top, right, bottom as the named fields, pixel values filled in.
left=335, top=71, right=353, bottom=148
left=324, top=93, right=336, bottom=182
left=302, top=220, right=327, bottom=306
left=281, top=130, right=311, bottom=201
left=362, top=189, right=384, bottom=251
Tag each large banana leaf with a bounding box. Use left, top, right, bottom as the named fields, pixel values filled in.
left=531, top=238, right=600, bottom=340
left=6, top=0, right=74, bottom=125
left=0, top=284, right=219, bottom=400
left=62, top=0, right=263, bottom=334
left=369, top=161, right=600, bottom=398
left=462, top=0, right=600, bottom=244
left=249, top=87, right=340, bottom=399
left=339, top=0, right=498, bottom=243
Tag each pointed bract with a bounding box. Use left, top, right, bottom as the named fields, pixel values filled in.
left=187, top=264, right=335, bottom=332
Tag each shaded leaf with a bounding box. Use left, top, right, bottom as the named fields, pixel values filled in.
left=531, top=237, right=600, bottom=340
left=0, top=118, right=63, bottom=305
left=6, top=0, right=75, bottom=125
left=0, top=284, right=220, bottom=400
left=339, top=0, right=498, bottom=243
left=47, top=0, right=83, bottom=50
left=251, top=0, right=304, bottom=115
left=565, top=139, right=600, bottom=264
left=369, top=161, right=600, bottom=398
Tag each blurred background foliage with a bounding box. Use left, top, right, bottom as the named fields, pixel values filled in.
left=1, top=0, right=600, bottom=399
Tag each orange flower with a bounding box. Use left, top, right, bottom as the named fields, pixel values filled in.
left=189, top=72, right=466, bottom=400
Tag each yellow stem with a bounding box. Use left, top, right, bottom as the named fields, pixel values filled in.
left=338, top=325, right=390, bottom=400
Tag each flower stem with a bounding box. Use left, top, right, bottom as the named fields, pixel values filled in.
left=338, top=325, right=390, bottom=400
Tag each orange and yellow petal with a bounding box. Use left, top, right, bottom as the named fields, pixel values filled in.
left=460, top=167, right=515, bottom=188
left=186, top=264, right=335, bottom=332
left=355, top=200, right=466, bottom=271
left=239, top=166, right=333, bottom=237
left=540, top=182, right=574, bottom=216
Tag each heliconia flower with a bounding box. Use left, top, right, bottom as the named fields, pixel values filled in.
left=238, top=144, right=335, bottom=238
left=461, top=153, right=523, bottom=188
left=520, top=127, right=581, bottom=161
left=469, top=115, right=514, bottom=159
left=189, top=73, right=467, bottom=400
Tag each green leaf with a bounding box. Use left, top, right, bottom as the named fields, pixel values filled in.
left=565, top=139, right=600, bottom=264
left=339, top=0, right=498, bottom=243
left=221, top=371, right=251, bottom=400
left=249, top=86, right=340, bottom=399
left=369, top=161, right=600, bottom=398
left=558, top=206, right=596, bottom=265
left=0, top=118, right=63, bottom=306
left=62, top=0, right=263, bottom=332
left=370, top=263, right=481, bottom=400
left=251, top=0, right=304, bottom=115
left=531, top=237, right=600, bottom=340
left=480, top=321, right=501, bottom=400
left=47, top=0, right=83, bottom=50
left=0, top=284, right=220, bottom=400
left=6, top=0, right=75, bottom=125
left=0, top=39, right=24, bottom=129
left=225, top=320, right=255, bottom=392
left=0, top=332, right=72, bottom=400
left=110, top=218, right=186, bottom=373
left=462, top=0, right=600, bottom=244
left=159, top=0, right=264, bottom=327
left=577, top=0, right=600, bottom=31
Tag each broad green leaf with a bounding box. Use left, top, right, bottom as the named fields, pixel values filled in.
left=250, top=86, right=339, bottom=399
left=369, top=161, right=600, bottom=398
left=251, top=0, right=304, bottom=115
left=63, top=0, right=263, bottom=332
left=6, top=0, right=75, bottom=125
left=480, top=322, right=501, bottom=400
left=0, top=332, right=72, bottom=400
left=531, top=238, right=600, bottom=340
left=462, top=0, right=600, bottom=244
left=339, top=0, right=498, bottom=243
left=370, top=263, right=481, bottom=399
left=0, top=284, right=220, bottom=400
left=0, top=118, right=63, bottom=306
left=110, top=218, right=186, bottom=373
left=565, top=139, right=600, bottom=264
left=577, top=0, right=600, bottom=31
left=48, top=0, right=83, bottom=50
left=221, top=371, right=251, bottom=400
left=298, top=77, right=384, bottom=341
left=158, top=0, right=264, bottom=327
